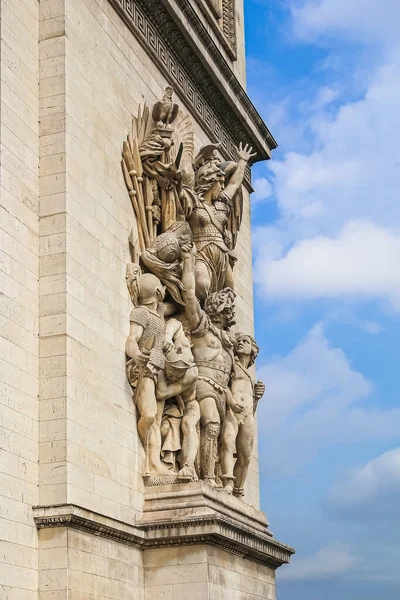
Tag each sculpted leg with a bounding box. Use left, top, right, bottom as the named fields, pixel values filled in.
left=136, top=377, right=168, bottom=476
left=220, top=410, right=239, bottom=493
left=233, top=416, right=254, bottom=496
left=194, top=260, right=211, bottom=304
left=136, top=378, right=156, bottom=444
left=178, top=398, right=200, bottom=481
left=199, top=396, right=220, bottom=485
left=147, top=397, right=170, bottom=475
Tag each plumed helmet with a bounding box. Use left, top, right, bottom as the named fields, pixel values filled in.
left=138, top=273, right=165, bottom=305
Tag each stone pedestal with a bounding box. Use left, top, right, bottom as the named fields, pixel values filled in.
left=140, top=482, right=293, bottom=600
left=34, top=483, right=293, bottom=599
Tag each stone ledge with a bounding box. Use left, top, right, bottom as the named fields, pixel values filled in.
left=33, top=504, right=146, bottom=548
left=34, top=494, right=294, bottom=569
left=141, top=515, right=294, bottom=568
left=141, top=480, right=270, bottom=535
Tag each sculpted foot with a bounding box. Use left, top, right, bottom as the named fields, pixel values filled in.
left=177, top=464, right=198, bottom=481
left=204, top=477, right=219, bottom=488
left=224, top=481, right=234, bottom=494
left=221, top=476, right=235, bottom=494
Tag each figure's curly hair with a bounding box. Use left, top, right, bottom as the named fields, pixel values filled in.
left=204, top=287, right=236, bottom=327
left=234, top=333, right=259, bottom=367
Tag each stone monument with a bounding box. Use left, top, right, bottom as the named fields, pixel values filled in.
left=0, top=0, right=294, bottom=598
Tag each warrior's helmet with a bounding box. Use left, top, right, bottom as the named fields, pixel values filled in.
left=126, top=264, right=165, bottom=307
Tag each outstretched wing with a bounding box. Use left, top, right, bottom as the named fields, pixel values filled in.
left=223, top=163, right=243, bottom=250
left=228, top=187, right=243, bottom=250
left=152, top=101, right=163, bottom=124
left=170, top=103, right=179, bottom=124
left=171, top=111, right=195, bottom=188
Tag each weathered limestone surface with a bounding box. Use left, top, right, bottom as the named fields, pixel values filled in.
left=39, top=527, right=144, bottom=599
left=144, top=546, right=276, bottom=600
left=0, top=1, right=40, bottom=598
left=0, top=0, right=293, bottom=598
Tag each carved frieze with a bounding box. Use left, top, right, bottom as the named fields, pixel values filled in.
left=194, top=0, right=237, bottom=58
left=109, top=0, right=276, bottom=165
left=221, top=0, right=236, bottom=51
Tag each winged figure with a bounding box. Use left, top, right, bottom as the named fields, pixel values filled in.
left=188, top=142, right=256, bottom=302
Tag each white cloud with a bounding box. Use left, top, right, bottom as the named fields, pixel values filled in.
left=311, top=85, right=339, bottom=110
left=252, top=177, right=272, bottom=202
left=257, top=325, right=400, bottom=471
left=279, top=543, right=360, bottom=581
left=269, top=47, right=400, bottom=235
left=255, top=220, right=400, bottom=310
left=253, top=46, right=400, bottom=312
left=328, top=448, right=400, bottom=513
left=359, top=321, right=384, bottom=335
left=292, top=0, right=400, bottom=46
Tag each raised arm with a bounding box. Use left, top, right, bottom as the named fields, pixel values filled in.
left=181, top=244, right=203, bottom=331
left=223, top=143, right=256, bottom=202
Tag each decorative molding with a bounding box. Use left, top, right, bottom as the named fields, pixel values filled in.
left=194, top=0, right=237, bottom=59
left=139, top=513, right=294, bottom=569
left=34, top=505, right=146, bottom=548
left=203, top=0, right=223, bottom=20
left=221, top=0, right=236, bottom=52
left=108, top=0, right=276, bottom=166
left=34, top=504, right=294, bottom=569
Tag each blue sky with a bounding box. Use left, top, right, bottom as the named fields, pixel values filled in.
left=244, top=1, right=400, bottom=598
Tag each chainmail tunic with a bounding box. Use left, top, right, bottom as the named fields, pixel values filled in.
left=129, top=306, right=165, bottom=370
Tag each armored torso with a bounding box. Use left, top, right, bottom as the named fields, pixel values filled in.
left=189, top=198, right=230, bottom=251
left=190, top=312, right=233, bottom=390
left=129, top=306, right=165, bottom=370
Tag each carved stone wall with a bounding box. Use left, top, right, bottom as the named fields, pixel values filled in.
left=0, top=1, right=40, bottom=598
left=0, top=0, right=293, bottom=598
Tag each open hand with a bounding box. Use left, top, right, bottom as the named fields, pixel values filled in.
left=237, top=142, right=257, bottom=162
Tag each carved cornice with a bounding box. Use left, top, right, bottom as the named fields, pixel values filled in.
left=108, top=0, right=277, bottom=164
left=34, top=504, right=294, bottom=569
left=33, top=505, right=146, bottom=548
left=139, top=513, right=294, bottom=568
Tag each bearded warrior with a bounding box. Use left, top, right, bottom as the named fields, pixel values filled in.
left=181, top=245, right=244, bottom=485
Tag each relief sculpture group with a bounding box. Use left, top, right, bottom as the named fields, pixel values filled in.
left=123, top=88, right=265, bottom=497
